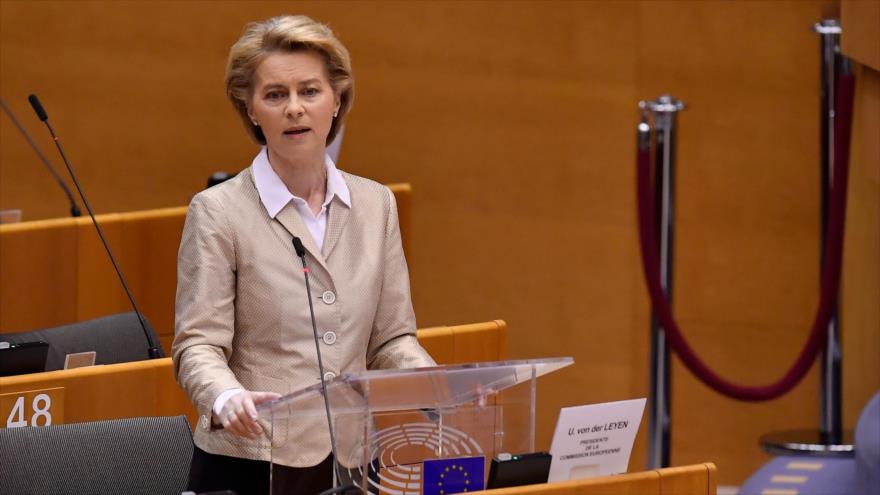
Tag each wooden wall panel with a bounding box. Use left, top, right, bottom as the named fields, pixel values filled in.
left=1, top=0, right=876, bottom=486
left=841, top=62, right=880, bottom=430
left=0, top=220, right=78, bottom=331
left=842, top=0, right=880, bottom=71
left=634, top=0, right=842, bottom=483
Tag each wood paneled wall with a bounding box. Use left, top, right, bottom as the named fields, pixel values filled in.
left=1, top=0, right=876, bottom=485
left=841, top=0, right=880, bottom=439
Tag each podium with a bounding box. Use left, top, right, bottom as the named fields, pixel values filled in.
left=259, top=358, right=573, bottom=494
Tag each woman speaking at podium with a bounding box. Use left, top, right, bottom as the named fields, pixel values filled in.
left=172, top=15, right=435, bottom=494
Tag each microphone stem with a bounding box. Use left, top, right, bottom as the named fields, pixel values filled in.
left=298, top=253, right=345, bottom=487
left=0, top=98, right=81, bottom=217
left=42, top=120, right=160, bottom=359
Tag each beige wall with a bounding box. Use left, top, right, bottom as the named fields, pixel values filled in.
left=1, top=0, right=876, bottom=485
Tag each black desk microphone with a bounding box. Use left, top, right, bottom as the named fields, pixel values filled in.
left=27, top=94, right=161, bottom=359
left=0, top=97, right=81, bottom=217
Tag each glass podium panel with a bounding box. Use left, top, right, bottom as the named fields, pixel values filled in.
left=260, top=357, right=573, bottom=495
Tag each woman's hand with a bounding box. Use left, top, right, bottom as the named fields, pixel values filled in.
left=217, top=390, right=281, bottom=439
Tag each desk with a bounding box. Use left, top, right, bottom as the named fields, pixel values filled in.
left=477, top=463, right=717, bottom=495
left=0, top=320, right=506, bottom=428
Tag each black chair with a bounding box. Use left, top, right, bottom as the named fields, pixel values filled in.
left=206, top=171, right=237, bottom=188
left=0, top=312, right=164, bottom=371
left=740, top=391, right=880, bottom=495
left=0, top=415, right=193, bottom=495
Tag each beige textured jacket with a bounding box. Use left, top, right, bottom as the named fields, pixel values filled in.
left=172, top=166, right=435, bottom=467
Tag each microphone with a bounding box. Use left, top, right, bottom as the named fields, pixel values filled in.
left=27, top=94, right=161, bottom=359
left=28, top=94, right=48, bottom=122
left=291, top=236, right=361, bottom=494
left=0, top=98, right=81, bottom=217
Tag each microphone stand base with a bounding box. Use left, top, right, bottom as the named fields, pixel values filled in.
left=760, top=429, right=855, bottom=457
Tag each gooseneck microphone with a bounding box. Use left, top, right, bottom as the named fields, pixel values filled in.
left=291, top=237, right=361, bottom=495
left=27, top=94, right=161, bottom=359
left=0, top=97, right=81, bottom=217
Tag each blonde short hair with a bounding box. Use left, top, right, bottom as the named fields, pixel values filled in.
left=225, top=15, right=354, bottom=145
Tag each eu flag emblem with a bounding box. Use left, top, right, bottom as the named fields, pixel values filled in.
left=422, top=456, right=485, bottom=495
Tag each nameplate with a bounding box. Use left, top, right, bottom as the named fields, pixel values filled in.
left=547, top=398, right=646, bottom=482
left=1, top=387, right=65, bottom=428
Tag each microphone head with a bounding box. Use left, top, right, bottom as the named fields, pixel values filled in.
left=292, top=236, right=307, bottom=258
left=28, top=94, right=48, bottom=122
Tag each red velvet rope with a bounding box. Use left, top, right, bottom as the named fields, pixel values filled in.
left=636, top=74, right=855, bottom=401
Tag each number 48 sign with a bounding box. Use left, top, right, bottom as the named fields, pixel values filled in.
left=1, top=388, right=64, bottom=428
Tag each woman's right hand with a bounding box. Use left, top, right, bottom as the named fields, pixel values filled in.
left=217, top=390, right=282, bottom=439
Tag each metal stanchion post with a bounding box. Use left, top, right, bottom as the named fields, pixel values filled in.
left=639, top=95, right=685, bottom=469
left=815, top=18, right=849, bottom=446
left=759, top=18, right=854, bottom=458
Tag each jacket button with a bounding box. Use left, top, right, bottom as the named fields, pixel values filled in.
left=322, top=331, right=337, bottom=345
left=321, top=291, right=336, bottom=304
left=323, top=371, right=336, bottom=381
left=200, top=415, right=210, bottom=430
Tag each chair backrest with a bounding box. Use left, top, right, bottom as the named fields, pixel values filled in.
left=0, top=311, right=164, bottom=371
left=855, top=391, right=880, bottom=495
left=0, top=415, right=193, bottom=495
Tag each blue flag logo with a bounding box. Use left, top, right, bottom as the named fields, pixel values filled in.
left=422, top=456, right=485, bottom=495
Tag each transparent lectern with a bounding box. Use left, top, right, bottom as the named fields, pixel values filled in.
left=259, top=357, right=573, bottom=495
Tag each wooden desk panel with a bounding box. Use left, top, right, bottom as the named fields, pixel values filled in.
left=418, top=320, right=507, bottom=365
left=0, top=321, right=504, bottom=429
left=476, top=463, right=716, bottom=495
left=0, top=219, right=78, bottom=332
left=387, top=183, right=412, bottom=257
left=660, top=463, right=717, bottom=495
left=450, top=319, right=507, bottom=364
left=417, top=327, right=455, bottom=364
left=0, top=358, right=195, bottom=428
left=118, top=207, right=187, bottom=341
left=75, top=214, right=128, bottom=322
